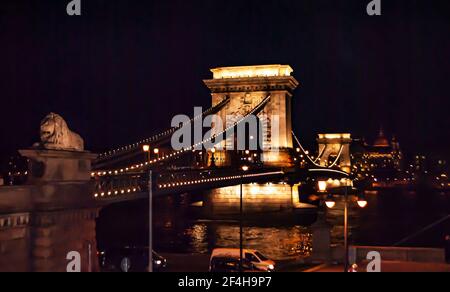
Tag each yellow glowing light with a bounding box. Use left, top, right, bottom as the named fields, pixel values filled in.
left=211, top=64, right=293, bottom=79
left=325, top=201, right=336, bottom=209
left=318, top=181, right=327, bottom=192
left=142, top=145, right=150, bottom=152
left=357, top=196, right=368, bottom=208
left=154, top=148, right=159, bottom=154
left=242, top=165, right=249, bottom=172
left=318, top=133, right=352, bottom=140
left=357, top=200, right=368, bottom=208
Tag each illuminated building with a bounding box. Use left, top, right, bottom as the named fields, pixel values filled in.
left=351, top=128, right=403, bottom=181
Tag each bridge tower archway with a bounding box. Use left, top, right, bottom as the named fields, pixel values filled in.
left=316, top=134, right=352, bottom=173
left=203, top=65, right=299, bottom=168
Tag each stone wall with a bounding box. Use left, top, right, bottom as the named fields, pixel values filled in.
left=0, top=149, right=100, bottom=272
left=0, top=213, right=31, bottom=272
left=31, top=209, right=100, bottom=272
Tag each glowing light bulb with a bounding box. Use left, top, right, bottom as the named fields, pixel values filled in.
left=325, top=195, right=335, bottom=209
left=318, top=181, right=327, bottom=192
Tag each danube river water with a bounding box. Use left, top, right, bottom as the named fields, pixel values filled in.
left=97, top=187, right=450, bottom=260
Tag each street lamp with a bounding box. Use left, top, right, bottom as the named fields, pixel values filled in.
left=357, top=194, right=368, bottom=208
left=143, top=145, right=151, bottom=163
left=325, top=187, right=368, bottom=272
left=325, top=194, right=336, bottom=209
left=210, top=147, right=216, bottom=167
left=240, top=165, right=249, bottom=272
left=318, top=181, right=328, bottom=193
left=153, top=148, right=160, bottom=159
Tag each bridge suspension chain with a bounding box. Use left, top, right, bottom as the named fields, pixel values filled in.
left=93, top=95, right=271, bottom=178
left=327, top=145, right=344, bottom=168
left=95, top=96, right=231, bottom=164
left=291, top=131, right=345, bottom=169
left=313, top=144, right=328, bottom=164
left=291, top=131, right=323, bottom=168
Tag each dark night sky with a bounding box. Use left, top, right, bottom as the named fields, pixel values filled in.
left=0, top=0, right=449, bottom=166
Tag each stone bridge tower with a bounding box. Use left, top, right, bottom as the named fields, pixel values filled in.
left=204, top=65, right=299, bottom=168
left=316, top=134, right=352, bottom=173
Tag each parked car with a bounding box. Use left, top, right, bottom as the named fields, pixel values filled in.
left=210, top=257, right=264, bottom=272
left=98, top=246, right=167, bottom=272
left=210, top=249, right=275, bottom=272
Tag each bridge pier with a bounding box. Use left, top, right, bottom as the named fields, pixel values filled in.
left=204, top=183, right=296, bottom=216
left=0, top=149, right=99, bottom=272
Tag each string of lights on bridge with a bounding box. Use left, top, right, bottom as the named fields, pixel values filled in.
left=94, top=170, right=284, bottom=199
left=96, top=97, right=231, bottom=160
left=93, top=95, right=271, bottom=178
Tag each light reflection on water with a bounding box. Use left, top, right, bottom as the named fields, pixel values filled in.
left=157, top=221, right=312, bottom=260
left=97, top=188, right=450, bottom=260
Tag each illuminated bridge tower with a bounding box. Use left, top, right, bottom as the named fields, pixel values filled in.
left=316, top=134, right=352, bottom=173
left=203, top=65, right=299, bottom=168
left=202, top=65, right=302, bottom=216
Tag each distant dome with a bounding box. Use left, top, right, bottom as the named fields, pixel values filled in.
left=373, top=128, right=390, bottom=147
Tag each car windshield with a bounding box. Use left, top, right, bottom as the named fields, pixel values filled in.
left=254, top=251, right=269, bottom=261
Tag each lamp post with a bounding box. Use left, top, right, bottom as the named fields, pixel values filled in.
left=143, top=145, right=151, bottom=163
left=210, top=147, right=216, bottom=168
left=153, top=148, right=160, bottom=160
left=321, top=182, right=368, bottom=272
left=240, top=165, right=249, bottom=272
left=148, top=170, right=153, bottom=272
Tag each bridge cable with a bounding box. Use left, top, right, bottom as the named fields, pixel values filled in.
left=95, top=95, right=271, bottom=176
left=96, top=96, right=231, bottom=163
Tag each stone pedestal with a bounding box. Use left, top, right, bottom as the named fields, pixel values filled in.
left=19, top=149, right=97, bottom=184
left=0, top=149, right=100, bottom=272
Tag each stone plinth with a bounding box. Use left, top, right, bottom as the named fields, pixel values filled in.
left=19, top=149, right=97, bottom=184
left=0, top=149, right=100, bottom=272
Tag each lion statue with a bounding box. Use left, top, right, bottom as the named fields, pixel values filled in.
left=37, top=113, right=84, bottom=151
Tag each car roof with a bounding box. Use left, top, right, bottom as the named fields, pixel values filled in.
left=212, top=248, right=257, bottom=253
